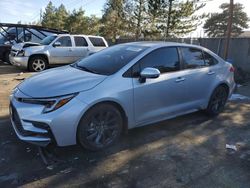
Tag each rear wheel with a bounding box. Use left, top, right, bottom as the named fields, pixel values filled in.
left=206, top=86, right=228, bottom=116
left=77, top=104, right=123, bottom=151
left=28, top=56, right=48, bottom=72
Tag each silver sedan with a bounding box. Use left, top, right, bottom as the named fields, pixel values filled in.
left=9, top=42, right=235, bottom=151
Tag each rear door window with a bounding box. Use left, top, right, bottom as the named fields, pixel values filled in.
left=74, top=36, right=88, bottom=47
left=89, top=37, right=106, bottom=47
left=181, top=47, right=205, bottom=69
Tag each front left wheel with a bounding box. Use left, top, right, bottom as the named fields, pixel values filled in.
left=77, top=104, right=123, bottom=151
left=28, top=56, right=48, bottom=72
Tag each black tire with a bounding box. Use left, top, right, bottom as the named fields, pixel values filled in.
left=4, top=52, right=10, bottom=64
left=28, top=56, right=48, bottom=72
left=77, top=104, right=123, bottom=151
left=206, top=86, right=228, bottom=116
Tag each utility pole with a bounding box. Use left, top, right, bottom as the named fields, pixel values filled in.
left=223, top=0, right=234, bottom=60
left=166, top=0, right=174, bottom=38
left=40, top=9, right=43, bottom=24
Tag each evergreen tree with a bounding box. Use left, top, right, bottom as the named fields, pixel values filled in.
left=145, top=0, right=166, bottom=38
left=65, top=8, right=88, bottom=34
left=204, top=3, right=249, bottom=37
left=55, top=4, right=69, bottom=30
left=102, top=0, right=127, bottom=41
left=162, top=0, right=206, bottom=37
left=41, top=1, right=57, bottom=28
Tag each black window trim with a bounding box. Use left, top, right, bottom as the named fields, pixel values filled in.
left=123, top=46, right=181, bottom=78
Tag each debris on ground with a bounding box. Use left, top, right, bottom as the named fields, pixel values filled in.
left=229, top=94, right=250, bottom=101
left=46, top=165, right=54, bottom=170
left=60, top=168, right=72, bottom=174
left=226, top=144, right=237, bottom=151
left=26, top=147, right=31, bottom=153
left=2, top=80, right=9, bottom=85
left=14, top=77, right=25, bottom=81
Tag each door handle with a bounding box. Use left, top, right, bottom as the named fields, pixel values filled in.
left=207, top=71, right=215, bottom=75
left=175, top=77, right=186, bottom=83
left=69, top=48, right=73, bottom=52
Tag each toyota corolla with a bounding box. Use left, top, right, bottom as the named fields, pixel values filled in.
left=9, top=42, right=235, bottom=151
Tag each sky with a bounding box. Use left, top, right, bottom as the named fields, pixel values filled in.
left=0, top=0, right=249, bottom=36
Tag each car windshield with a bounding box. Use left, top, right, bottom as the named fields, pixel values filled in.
left=40, top=35, right=57, bottom=45
left=75, top=44, right=148, bottom=75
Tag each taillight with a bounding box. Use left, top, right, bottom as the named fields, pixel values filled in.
left=229, top=66, right=235, bottom=72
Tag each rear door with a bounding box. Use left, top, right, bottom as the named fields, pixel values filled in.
left=178, top=47, right=218, bottom=108
left=49, top=36, right=74, bottom=64
left=72, top=36, right=89, bottom=61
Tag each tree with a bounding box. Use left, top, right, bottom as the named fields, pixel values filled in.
left=55, top=4, right=69, bottom=30
left=101, top=0, right=128, bottom=41
left=204, top=3, right=249, bottom=37
left=144, top=0, right=166, bottom=38
left=65, top=8, right=88, bottom=34
left=129, top=0, right=147, bottom=39
left=85, top=15, right=101, bottom=35
left=41, top=1, right=57, bottom=28
left=163, top=0, right=206, bottom=37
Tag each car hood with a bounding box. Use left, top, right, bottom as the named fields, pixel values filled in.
left=12, top=42, right=41, bottom=51
left=17, top=66, right=107, bottom=98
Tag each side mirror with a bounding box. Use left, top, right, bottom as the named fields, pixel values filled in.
left=53, top=41, right=61, bottom=47
left=139, top=67, right=160, bottom=83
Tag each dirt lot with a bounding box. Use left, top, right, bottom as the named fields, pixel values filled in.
left=1, top=62, right=250, bottom=187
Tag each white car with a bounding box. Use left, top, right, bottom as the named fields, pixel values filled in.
left=9, top=34, right=108, bottom=72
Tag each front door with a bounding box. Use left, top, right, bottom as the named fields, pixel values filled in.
left=50, top=36, right=74, bottom=64
left=132, top=47, right=188, bottom=125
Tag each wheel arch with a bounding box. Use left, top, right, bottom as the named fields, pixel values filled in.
left=214, top=82, right=230, bottom=97
left=207, top=81, right=230, bottom=108
left=28, top=54, right=49, bottom=64
left=77, top=100, right=129, bottom=137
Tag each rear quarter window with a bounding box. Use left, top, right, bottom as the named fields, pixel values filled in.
left=203, top=51, right=219, bottom=66
left=89, top=37, right=106, bottom=47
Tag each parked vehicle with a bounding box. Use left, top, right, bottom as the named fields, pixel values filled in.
left=9, top=34, right=108, bottom=72
left=10, top=42, right=235, bottom=150
left=0, top=23, right=67, bottom=63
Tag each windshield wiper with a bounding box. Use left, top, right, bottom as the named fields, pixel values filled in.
left=71, top=63, right=100, bottom=74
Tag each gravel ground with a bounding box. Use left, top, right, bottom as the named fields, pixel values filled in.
left=1, top=63, right=250, bottom=188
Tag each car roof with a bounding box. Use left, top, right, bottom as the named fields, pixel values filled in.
left=120, top=41, right=204, bottom=49
left=57, top=34, right=104, bottom=38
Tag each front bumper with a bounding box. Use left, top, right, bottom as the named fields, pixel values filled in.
left=9, top=55, right=29, bottom=68
left=9, top=89, right=88, bottom=147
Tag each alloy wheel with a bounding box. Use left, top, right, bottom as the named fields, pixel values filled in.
left=209, top=87, right=228, bottom=114
left=32, top=59, right=46, bottom=72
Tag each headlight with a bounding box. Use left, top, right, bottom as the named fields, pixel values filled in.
left=17, top=50, right=25, bottom=57
left=17, top=93, right=78, bottom=113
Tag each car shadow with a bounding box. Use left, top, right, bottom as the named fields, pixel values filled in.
left=1, top=101, right=250, bottom=187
